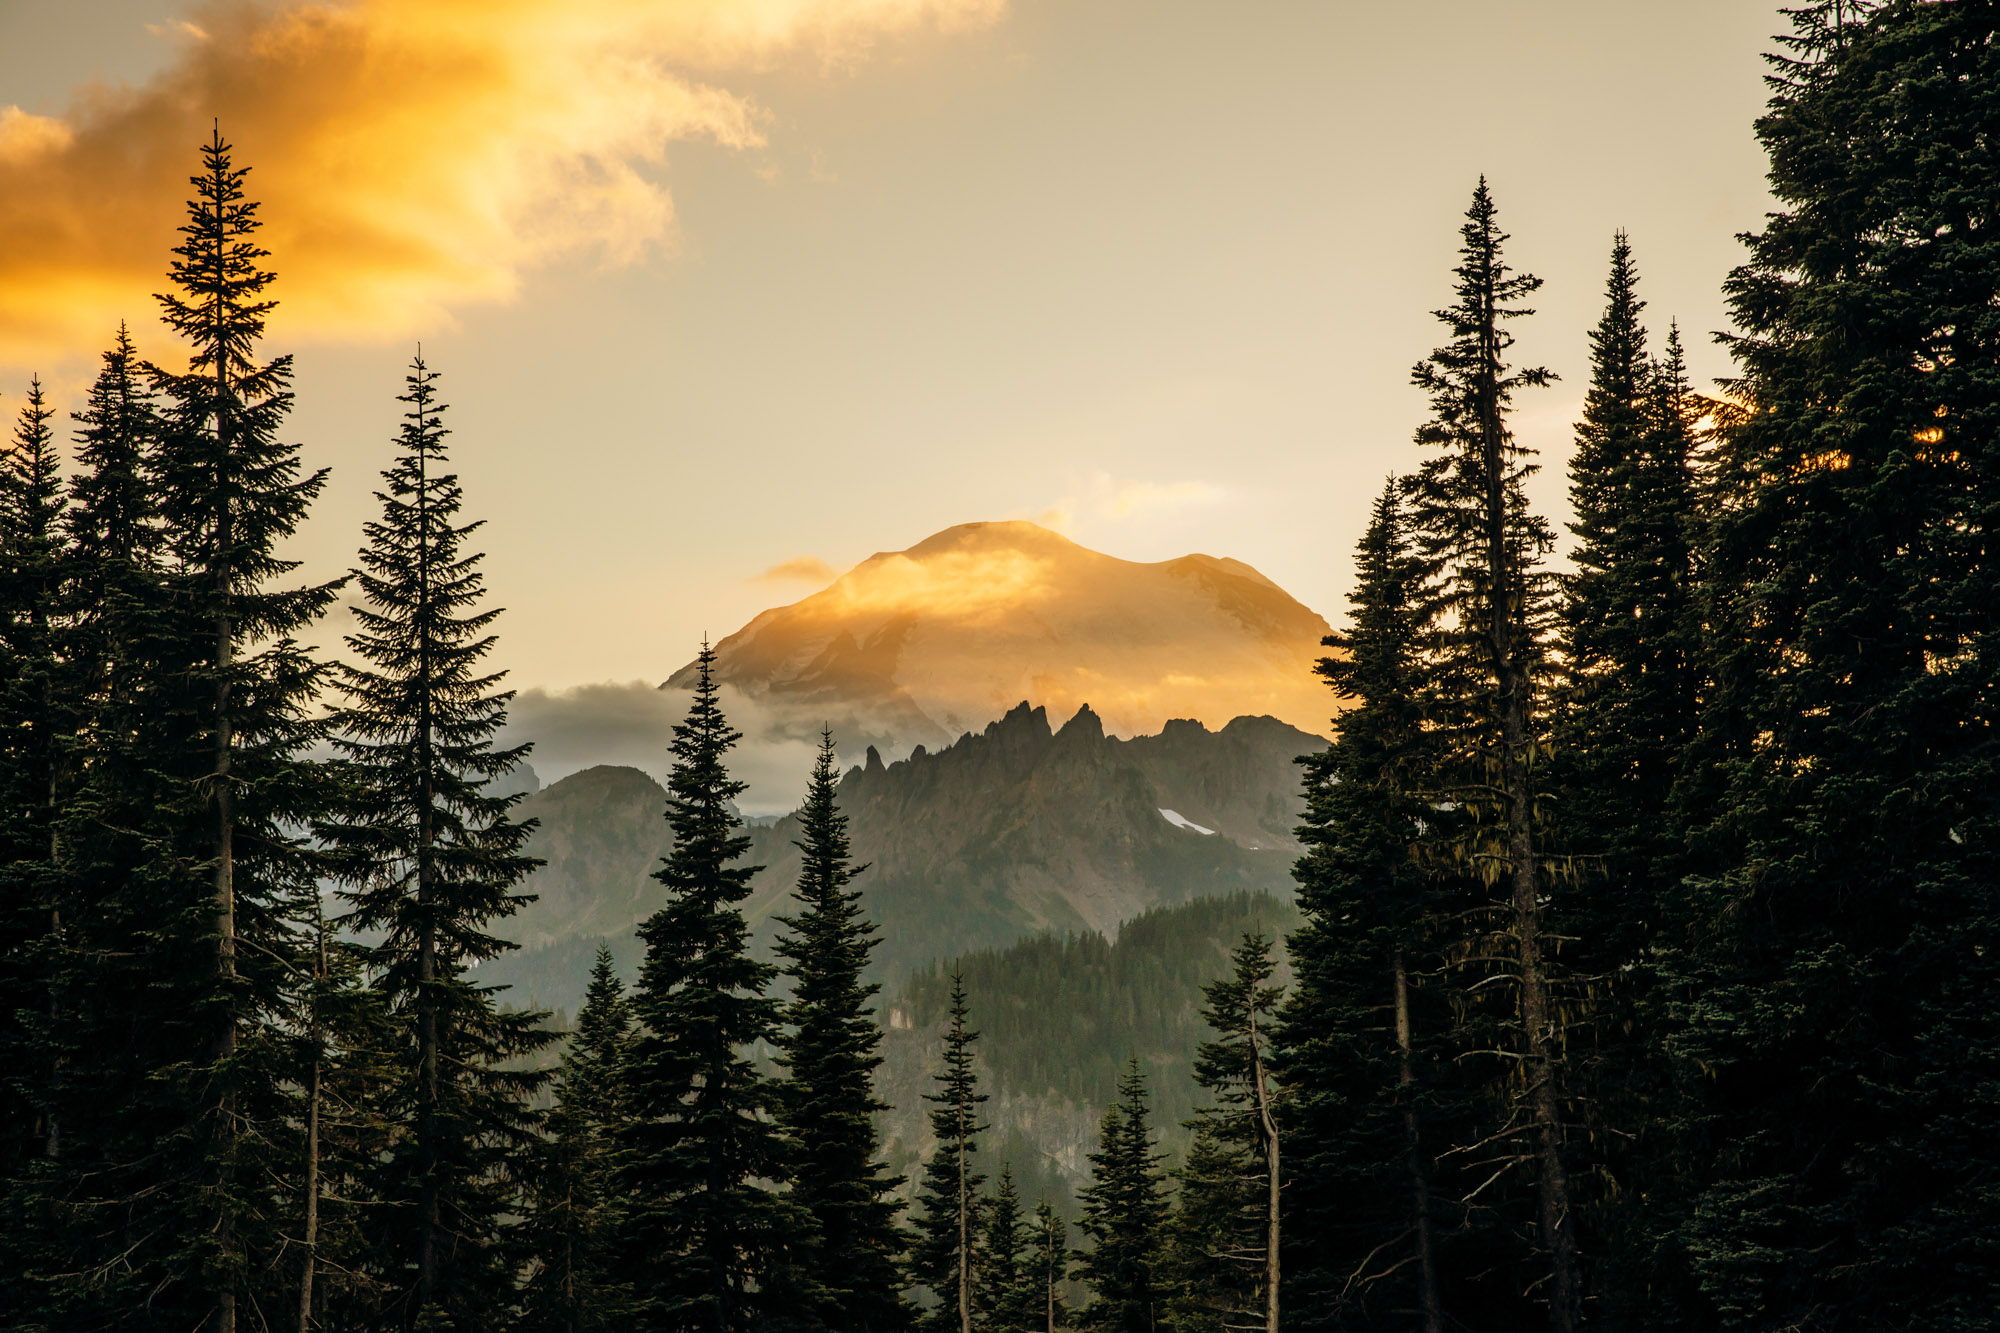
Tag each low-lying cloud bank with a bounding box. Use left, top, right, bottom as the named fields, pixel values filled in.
left=501, top=679, right=865, bottom=816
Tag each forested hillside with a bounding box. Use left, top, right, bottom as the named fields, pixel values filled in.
left=876, top=893, right=1300, bottom=1216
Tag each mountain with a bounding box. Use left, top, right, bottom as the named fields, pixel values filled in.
left=664, top=520, right=1337, bottom=757
left=480, top=703, right=1323, bottom=1014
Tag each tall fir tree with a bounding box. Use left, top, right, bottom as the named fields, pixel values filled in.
left=1558, top=235, right=1701, bottom=919
left=524, top=947, right=636, bottom=1333
left=324, top=350, right=553, bottom=1328
left=1401, top=179, right=1579, bottom=1332
left=1167, top=935, right=1281, bottom=1333
left=1666, top=2, right=2000, bottom=1326
left=5, top=327, right=180, bottom=1328
left=1555, top=240, right=1705, bottom=1324
left=774, top=729, right=908, bottom=1333
left=1280, top=480, right=1496, bottom=1331
left=97, top=124, right=343, bottom=1330
left=0, top=372, right=72, bottom=1325
left=0, top=377, right=67, bottom=1197
left=616, top=643, right=810, bottom=1333
left=911, top=969, right=988, bottom=1333
left=1073, top=1063, right=1168, bottom=1333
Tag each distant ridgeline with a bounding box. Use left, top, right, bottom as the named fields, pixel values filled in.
left=479, top=700, right=1317, bottom=1016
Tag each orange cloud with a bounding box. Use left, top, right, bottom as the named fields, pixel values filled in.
left=0, top=0, right=1005, bottom=361
left=753, top=555, right=838, bottom=586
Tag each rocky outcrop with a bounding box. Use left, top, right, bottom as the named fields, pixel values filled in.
left=479, top=703, right=1321, bottom=1012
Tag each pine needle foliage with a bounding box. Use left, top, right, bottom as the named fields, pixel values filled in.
left=1665, top=3, right=2000, bottom=1326
left=1167, top=935, right=1282, bottom=1333
left=982, top=1166, right=1037, bottom=1333
left=143, top=125, right=341, bottom=1331
left=775, top=729, right=909, bottom=1333
left=4, top=328, right=179, bottom=1330
left=1073, top=1063, right=1168, bottom=1333
left=1400, top=179, right=1581, bottom=1332
left=1028, top=1201, right=1070, bottom=1333
left=1553, top=242, right=1706, bottom=1323
left=0, top=377, right=68, bottom=1194
left=325, top=350, right=553, bottom=1327
left=1278, top=479, right=1527, bottom=1330
left=292, top=900, right=402, bottom=1332
left=524, top=946, right=636, bottom=1333
left=1559, top=237, right=1702, bottom=900
left=616, top=642, right=809, bottom=1333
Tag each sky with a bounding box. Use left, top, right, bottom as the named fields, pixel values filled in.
left=1, top=0, right=1786, bottom=705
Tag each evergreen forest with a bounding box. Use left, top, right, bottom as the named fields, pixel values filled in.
left=3, top=5, right=1998, bottom=1330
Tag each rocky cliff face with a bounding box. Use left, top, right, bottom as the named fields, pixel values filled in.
left=664, top=520, right=1337, bottom=758
left=742, top=701, right=1313, bottom=974
left=479, top=703, right=1323, bottom=1013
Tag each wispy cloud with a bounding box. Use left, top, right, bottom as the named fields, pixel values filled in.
left=1034, top=472, right=1229, bottom=530
left=1103, top=477, right=1225, bottom=518
left=502, top=678, right=841, bottom=814
left=751, top=554, right=838, bottom=586
left=0, top=0, right=1004, bottom=360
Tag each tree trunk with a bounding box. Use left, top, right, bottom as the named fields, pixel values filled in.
left=212, top=270, right=240, bottom=1333
left=299, top=1051, right=321, bottom=1329
left=1394, top=955, right=1442, bottom=1333
left=417, top=817, right=438, bottom=1316
left=416, top=430, right=440, bottom=1319
left=1248, top=1000, right=1280, bottom=1333
left=299, top=908, right=326, bottom=1332
left=958, top=1112, right=973, bottom=1333
left=42, top=594, right=60, bottom=1162
left=1476, top=289, right=1580, bottom=1333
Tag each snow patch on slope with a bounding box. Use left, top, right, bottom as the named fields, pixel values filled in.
left=1158, top=808, right=1215, bottom=836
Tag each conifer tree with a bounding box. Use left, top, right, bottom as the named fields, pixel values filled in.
left=1555, top=241, right=1704, bottom=1321
left=775, top=729, right=908, bottom=1333
left=4, top=328, right=179, bottom=1327
left=525, top=947, right=635, bottom=1333
left=0, top=377, right=67, bottom=1191
left=1163, top=1121, right=1247, bottom=1333
left=912, top=969, right=988, bottom=1333
left=1074, top=1063, right=1168, bottom=1333
left=1028, top=1201, right=1069, bottom=1333
left=1558, top=236, right=1701, bottom=911
left=146, top=125, right=342, bottom=1331
left=1279, top=480, right=1475, bottom=1332
left=1168, top=935, right=1281, bottom=1333
left=293, top=894, right=400, bottom=1332
left=0, top=374, right=74, bottom=1329
left=63, top=325, right=161, bottom=721
left=324, top=349, right=553, bottom=1328
left=1668, top=3, right=2000, bottom=1325
left=616, top=643, right=808, bottom=1333
left=982, top=1166, right=1035, bottom=1333
left=1401, top=180, right=1578, bottom=1332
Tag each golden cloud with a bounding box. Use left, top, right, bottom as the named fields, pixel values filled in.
left=0, top=0, right=1004, bottom=361
left=753, top=555, right=839, bottom=586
